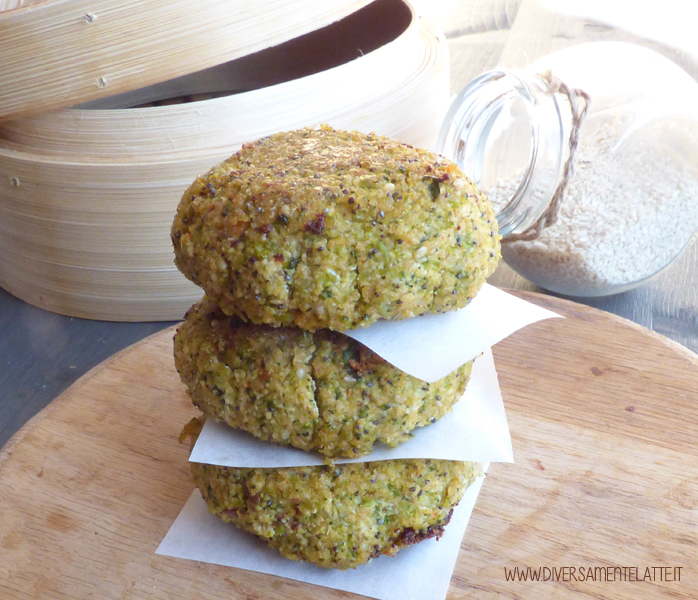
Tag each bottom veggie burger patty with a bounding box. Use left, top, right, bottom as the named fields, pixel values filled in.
left=184, top=419, right=482, bottom=569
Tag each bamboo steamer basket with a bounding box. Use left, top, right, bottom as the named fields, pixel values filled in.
left=0, top=0, right=374, bottom=120
left=0, top=0, right=450, bottom=321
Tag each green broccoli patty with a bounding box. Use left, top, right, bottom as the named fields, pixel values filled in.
left=174, top=296, right=474, bottom=459
left=172, top=126, right=500, bottom=331
left=184, top=419, right=482, bottom=570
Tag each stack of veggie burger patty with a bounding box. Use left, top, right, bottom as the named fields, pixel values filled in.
left=172, top=126, right=500, bottom=569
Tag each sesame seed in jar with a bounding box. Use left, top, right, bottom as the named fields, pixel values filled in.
left=487, top=118, right=698, bottom=295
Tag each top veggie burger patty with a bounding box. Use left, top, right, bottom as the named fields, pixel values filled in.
left=172, top=126, right=500, bottom=331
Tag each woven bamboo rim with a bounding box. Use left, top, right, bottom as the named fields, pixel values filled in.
left=0, top=1, right=450, bottom=321
left=0, top=0, right=373, bottom=121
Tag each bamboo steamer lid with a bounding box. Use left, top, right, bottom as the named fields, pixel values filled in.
left=0, top=0, right=374, bottom=121
left=0, top=0, right=451, bottom=321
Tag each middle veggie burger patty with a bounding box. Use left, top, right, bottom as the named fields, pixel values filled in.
left=174, top=296, right=474, bottom=458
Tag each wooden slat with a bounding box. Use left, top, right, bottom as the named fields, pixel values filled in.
left=0, top=0, right=375, bottom=121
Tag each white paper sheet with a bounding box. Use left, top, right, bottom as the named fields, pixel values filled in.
left=189, top=348, right=513, bottom=468
left=344, top=283, right=561, bottom=382
left=156, top=466, right=489, bottom=600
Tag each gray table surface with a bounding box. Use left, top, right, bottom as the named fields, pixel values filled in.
left=1, top=0, right=697, bottom=451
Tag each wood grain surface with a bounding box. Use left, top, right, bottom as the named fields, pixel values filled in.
left=0, top=291, right=696, bottom=599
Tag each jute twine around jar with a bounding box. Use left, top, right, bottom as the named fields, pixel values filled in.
left=502, top=71, right=591, bottom=243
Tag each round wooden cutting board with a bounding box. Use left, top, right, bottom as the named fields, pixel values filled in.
left=0, top=292, right=696, bottom=599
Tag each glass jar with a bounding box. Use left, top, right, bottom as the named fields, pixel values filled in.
left=437, top=42, right=698, bottom=297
